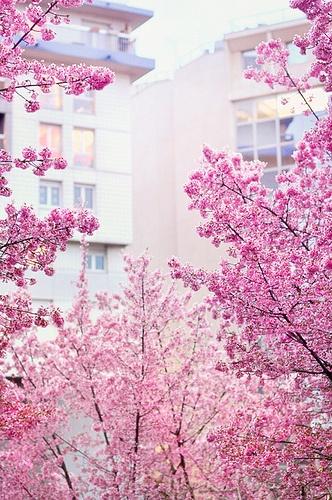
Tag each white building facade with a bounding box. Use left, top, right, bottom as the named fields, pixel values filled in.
left=1, top=2, right=154, bottom=309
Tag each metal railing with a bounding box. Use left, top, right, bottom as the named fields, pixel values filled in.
left=52, top=23, right=136, bottom=54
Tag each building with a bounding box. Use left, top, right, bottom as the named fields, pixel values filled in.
left=0, top=2, right=154, bottom=309
left=130, top=16, right=327, bottom=271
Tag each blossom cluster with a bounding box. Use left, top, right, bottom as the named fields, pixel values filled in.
left=0, top=147, right=67, bottom=197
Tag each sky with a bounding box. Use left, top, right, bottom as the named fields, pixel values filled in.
left=129, top=0, right=302, bottom=78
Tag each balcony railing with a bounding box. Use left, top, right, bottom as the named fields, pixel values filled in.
left=52, top=23, right=136, bottom=54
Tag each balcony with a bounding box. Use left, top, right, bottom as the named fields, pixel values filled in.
left=55, top=24, right=136, bottom=53
left=26, top=23, right=155, bottom=81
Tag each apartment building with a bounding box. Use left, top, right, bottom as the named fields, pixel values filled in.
left=131, top=16, right=328, bottom=271
left=1, top=2, right=154, bottom=309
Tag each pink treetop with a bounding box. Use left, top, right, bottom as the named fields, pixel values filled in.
left=0, top=250, right=231, bottom=499
left=2, top=251, right=330, bottom=498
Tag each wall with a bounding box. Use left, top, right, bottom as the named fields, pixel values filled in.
left=131, top=48, right=231, bottom=271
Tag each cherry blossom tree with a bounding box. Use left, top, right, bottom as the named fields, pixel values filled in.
left=0, top=249, right=230, bottom=499
left=169, top=0, right=332, bottom=496
left=0, top=0, right=114, bottom=436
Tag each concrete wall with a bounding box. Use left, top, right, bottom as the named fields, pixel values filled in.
left=130, top=48, right=232, bottom=271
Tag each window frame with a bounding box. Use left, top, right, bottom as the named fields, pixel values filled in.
left=39, top=180, right=62, bottom=209
left=241, top=48, right=259, bottom=70
left=72, top=127, right=95, bottom=168
left=74, top=183, right=95, bottom=210
left=235, top=87, right=327, bottom=187
left=73, top=91, right=95, bottom=114
left=39, top=122, right=62, bottom=156
left=87, top=251, right=106, bottom=272
left=39, top=86, right=63, bottom=110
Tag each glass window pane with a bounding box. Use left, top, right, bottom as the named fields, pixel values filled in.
left=237, top=124, right=254, bottom=149
left=257, top=97, right=277, bottom=120
left=281, top=114, right=315, bottom=143
left=242, top=49, right=258, bottom=69
left=287, top=42, right=309, bottom=65
left=85, top=187, right=93, bottom=209
left=74, top=186, right=81, bottom=206
left=51, top=187, right=60, bottom=206
left=262, top=170, right=278, bottom=190
left=87, top=255, right=92, bottom=270
left=73, top=128, right=94, bottom=167
left=281, top=143, right=295, bottom=166
left=39, top=185, right=47, bottom=205
left=73, top=92, right=94, bottom=114
left=257, top=147, right=278, bottom=168
left=39, top=124, right=62, bottom=155
left=307, top=86, right=328, bottom=114
left=235, top=100, right=253, bottom=123
left=240, top=150, right=254, bottom=162
left=256, top=97, right=277, bottom=120
left=280, top=117, right=295, bottom=142
left=278, top=92, right=305, bottom=117
left=95, top=255, right=105, bottom=270
left=39, top=87, right=62, bottom=110
left=0, top=113, right=5, bottom=134
left=257, top=121, right=276, bottom=146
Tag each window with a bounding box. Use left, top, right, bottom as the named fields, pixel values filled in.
left=39, top=123, right=62, bottom=155
left=39, top=86, right=62, bottom=110
left=74, top=184, right=94, bottom=209
left=73, top=91, right=94, bottom=114
left=242, top=49, right=259, bottom=69
left=87, top=252, right=106, bottom=271
left=0, top=113, right=5, bottom=149
left=73, top=128, right=94, bottom=167
left=39, top=181, right=62, bottom=208
left=287, top=42, right=310, bottom=65
left=235, top=87, right=328, bottom=188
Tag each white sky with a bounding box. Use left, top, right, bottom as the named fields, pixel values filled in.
left=131, top=0, right=301, bottom=73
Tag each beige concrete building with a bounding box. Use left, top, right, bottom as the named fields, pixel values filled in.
left=131, top=17, right=327, bottom=270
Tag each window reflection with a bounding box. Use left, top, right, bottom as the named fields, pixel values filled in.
left=237, top=124, right=253, bottom=149
left=287, top=42, right=310, bottom=65
left=73, top=128, right=94, bottom=167
left=240, top=150, right=254, bottom=161
left=235, top=100, right=253, bottom=123
left=234, top=87, right=326, bottom=189
left=256, top=97, right=277, bottom=120
left=281, top=144, right=295, bottom=166
left=39, top=181, right=61, bottom=208
left=262, top=170, right=278, bottom=190
left=73, top=91, right=95, bottom=114
left=242, top=49, right=258, bottom=70
left=257, top=147, right=278, bottom=168
left=39, top=123, right=62, bottom=155
left=280, top=117, right=294, bottom=142
left=74, top=184, right=94, bottom=209
left=257, top=121, right=276, bottom=147
left=39, top=87, right=62, bottom=110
